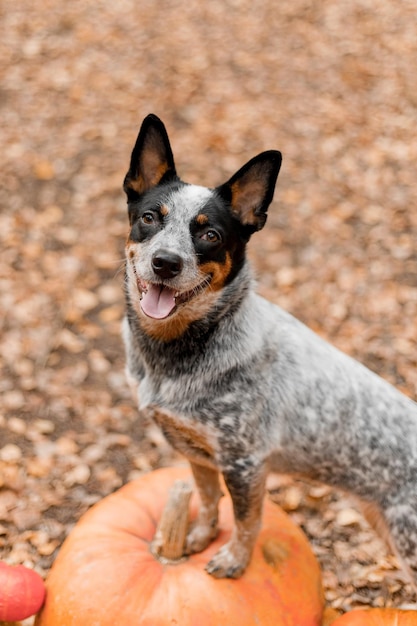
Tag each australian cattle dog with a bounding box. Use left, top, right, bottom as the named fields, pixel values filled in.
left=122, top=113, right=417, bottom=584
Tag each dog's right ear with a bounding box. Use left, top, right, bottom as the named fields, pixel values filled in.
left=123, top=114, right=177, bottom=200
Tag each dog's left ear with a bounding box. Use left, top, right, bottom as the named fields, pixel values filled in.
left=217, top=151, right=282, bottom=232
left=124, top=114, right=177, bottom=199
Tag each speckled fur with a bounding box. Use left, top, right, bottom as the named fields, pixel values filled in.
left=123, top=115, right=417, bottom=583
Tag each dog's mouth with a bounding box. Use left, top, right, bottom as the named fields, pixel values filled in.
left=137, top=278, right=209, bottom=320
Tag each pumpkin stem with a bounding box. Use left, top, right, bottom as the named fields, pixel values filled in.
left=151, top=479, right=193, bottom=562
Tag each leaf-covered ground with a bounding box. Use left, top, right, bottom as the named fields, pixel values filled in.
left=1, top=0, right=417, bottom=618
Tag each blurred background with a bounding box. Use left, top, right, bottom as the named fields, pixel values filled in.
left=1, top=0, right=417, bottom=613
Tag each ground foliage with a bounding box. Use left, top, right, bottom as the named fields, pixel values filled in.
left=1, top=0, right=417, bottom=618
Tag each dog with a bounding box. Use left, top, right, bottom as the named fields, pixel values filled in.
left=122, top=113, right=417, bottom=584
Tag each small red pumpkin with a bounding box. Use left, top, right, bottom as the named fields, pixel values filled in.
left=36, top=467, right=324, bottom=625
left=0, top=561, right=46, bottom=621
left=330, top=608, right=417, bottom=625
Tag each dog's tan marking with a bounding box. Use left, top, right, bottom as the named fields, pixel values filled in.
left=135, top=289, right=220, bottom=342
left=200, top=252, right=232, bottom=291
left=125, top=237, right=136, bottom=253
left=152, top=409, right=216, bottom=462
left=359, top=498, right=417, bottom=589
left=138, top=311, right=195, bottom=342
left=196, top=213, right=209, bottom=225
left=360, top=500, right=391, bottom=544
left=127, top=160, right=170, bottom=195
left=186, top=463, right=223, bottom=554
left=230, top=179, right=266, bottom=226
left=160, top=204, right=169, bottom=217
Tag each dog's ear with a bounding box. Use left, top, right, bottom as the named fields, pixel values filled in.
left=124, top=114, right=177, bottom=199
left=217, top=151, right=282, bottom=233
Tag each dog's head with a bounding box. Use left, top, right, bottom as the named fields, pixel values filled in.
left=124, top=114, right=282, bottom=341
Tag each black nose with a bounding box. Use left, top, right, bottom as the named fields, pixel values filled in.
left=151, top=250, right=183, bottom=279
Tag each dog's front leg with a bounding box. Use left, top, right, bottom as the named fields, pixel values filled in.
left=185, top=462, right=223, bottom=555
left=206, top=463, right=267, bottom=579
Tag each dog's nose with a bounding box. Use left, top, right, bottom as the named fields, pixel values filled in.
left=151, top=250, right=183, bottom=279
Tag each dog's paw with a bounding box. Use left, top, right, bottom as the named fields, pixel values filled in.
left=185, top=522, right=218, bottom=555
left=205, top=543, right=249, bottom=579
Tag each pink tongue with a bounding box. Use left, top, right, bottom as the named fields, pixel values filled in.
left=140, top=284, right=176, bottom=319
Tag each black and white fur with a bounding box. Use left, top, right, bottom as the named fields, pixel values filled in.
left=123, top=114, right=417, bottom=583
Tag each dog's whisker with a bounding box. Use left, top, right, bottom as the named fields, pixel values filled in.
left=112, top=261, right=127, bottom=280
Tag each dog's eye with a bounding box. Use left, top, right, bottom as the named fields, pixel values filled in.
left=141, top=212, right=155, bottom=225
left=201, top=230, right=221, bottom=243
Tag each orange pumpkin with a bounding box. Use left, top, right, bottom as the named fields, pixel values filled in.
left=329, top=608, right=417, bottom=625
left=35, top=467, right=324, bottom=626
